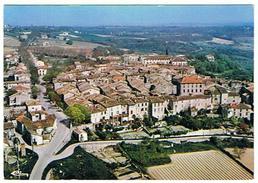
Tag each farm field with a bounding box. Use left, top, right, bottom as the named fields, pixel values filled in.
left=225, top=148, right=254, bottom=172
left=147, top=150, right=253, bottom=180
left=37, top=39, right=107, bottom=49
left=4, top=36, right=21, bottom=47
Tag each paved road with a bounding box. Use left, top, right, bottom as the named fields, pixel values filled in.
left=55, top=134, right=254, bottom=164
left=29, top=80, right=72, bottom=180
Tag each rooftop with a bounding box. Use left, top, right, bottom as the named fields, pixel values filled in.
left=26, top=99, right=41, bottom=106
left=181, top=75, right=204, bottom=84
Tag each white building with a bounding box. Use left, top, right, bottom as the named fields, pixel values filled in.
left=177, top=75, right=205, bottom=96
left=122, top=54, right=140, bottom=63
left=170, top=95, right=212, bottom=115
left=141, top=55, right=171, bottom=65
left=149, top=97, right=169, bottom=120
left=206, top=85, right=228, bottom=107
left=228, top=103, right=253, bottom=120
left=128, top=98, right=149, bottom=120
left=206, top=54, right=215, bottom=62
left=73, top=128, right=88, bottom=142
left=9, top=92, right=31, bottom=106
left=16, top=99, right=57, bottom=145
left=171, top=55, right=188, bottom=66
left=227, top=92, right=241, bottom=104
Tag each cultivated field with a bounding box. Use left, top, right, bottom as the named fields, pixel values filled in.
left=4, top=36, right=21, bottom=47
left=37, top=39, right=107, bottom=49
left=225, top=148, right=254, bottom=172
left=147, top=150, right=253, bottom=180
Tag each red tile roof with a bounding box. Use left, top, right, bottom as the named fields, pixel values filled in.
left=181, top=75, right=204, bottom=84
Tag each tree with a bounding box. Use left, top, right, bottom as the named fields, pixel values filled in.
left=165, top=115, right=181, bottom=126
left=131, top=121, right=141, bottom=130
left=48, top=91, right=61, bottom=103
left=65, top=104, right=91, bottom=125
left=210, top=136, right=223, bottom=148
left=143, top=114, right=153, bottom=127
left=66, top=40, right=73, bottom=45
left=217, top=105, right=228, bottom=118
left=73, top=104, right=91, bottom=122
left=31, top=85, right=39, bottom=99
left=65, top=106, right=85, bottom=125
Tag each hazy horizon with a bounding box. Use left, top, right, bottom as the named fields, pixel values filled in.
left=4, top=5, right=253, bottom=27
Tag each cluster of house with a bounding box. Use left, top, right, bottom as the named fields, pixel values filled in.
left=4, top=50, right=57, bottom=147
left=4, top=51, right=31, bottom=107
left=29, top=51, right=49, bottom=76
left=4, top=50, right=19, bottom=66
left=140, top=54, right=188, bottom=66
left=98, top=53, right=189, bottom=67
left=16, top=100, right=57, bottom=145
left=53, top=59, right=253, bottom=127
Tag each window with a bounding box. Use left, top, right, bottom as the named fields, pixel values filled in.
left=200, top=85, right=202, bottom=88
left=183, top=89, right=185, bottom=93
left=196, top=89, right=198, bottom=92
left=200, top=89, right=202, bottom=92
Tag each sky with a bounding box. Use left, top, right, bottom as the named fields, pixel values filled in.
left=4, top=5, right=254, bottom=26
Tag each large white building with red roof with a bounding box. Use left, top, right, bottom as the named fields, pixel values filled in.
left=175, top=75, right=205, bottom=96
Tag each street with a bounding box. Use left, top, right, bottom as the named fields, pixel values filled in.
left=29, top=78, right=72, bottom=180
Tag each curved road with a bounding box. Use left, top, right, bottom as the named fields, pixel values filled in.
left=29, top=80, right=72, bottom=180
left=41, top=134, right=254, bottom=179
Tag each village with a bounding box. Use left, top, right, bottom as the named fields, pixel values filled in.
left=3, top=28, right=254, bottom=180
left=4, top=32, right=254, bottom=141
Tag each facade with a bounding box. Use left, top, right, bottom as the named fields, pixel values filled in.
left=170, top=95, right=212, bottom=115
left=228, top=103, right=253, bottom=120
left=73, top=128, right=88, bottom=142
left=171, top=55, right=188, bottom=66
left=206, top=85, right=228, bottom=107
left=149, top=97, right=169, bottom=120
left=9, top=92, right=31, bottom=106
left=176, top=75, right=205, bottom=96
left=227, top=92, right=241, bottom=104
left=141, top=55, right=171, bottom=65
left=4, top=122, right=15, bottom=140
left=38, top=68, right=47, bottom=76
